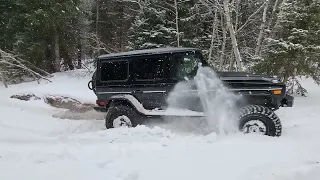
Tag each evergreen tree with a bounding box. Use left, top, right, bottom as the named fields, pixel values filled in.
left=93, top=0, right=136, bottom=52
left=0, top=0, right=21, bottom=51
left=127, top=2, right=176, bottom=50
left=0, top=0, right=91, bottom=72
left=254, top=0, right=320, bottom=93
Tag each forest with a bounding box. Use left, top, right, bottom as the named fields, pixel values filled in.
left=0, top=0, right=319, bottom=93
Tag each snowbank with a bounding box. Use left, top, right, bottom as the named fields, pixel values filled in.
left=1, top=69, right=96, bottom=103
left=1, top=71, right=320, bottom=180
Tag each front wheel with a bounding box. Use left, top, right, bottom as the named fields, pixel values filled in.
left=238, top=105, right=282, bottom=137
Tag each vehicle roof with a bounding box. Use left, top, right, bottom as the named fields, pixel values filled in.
left=98, top=47, right=200, bottom=59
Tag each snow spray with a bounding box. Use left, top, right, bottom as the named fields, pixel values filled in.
left=166, top=65, right=242, bottom=135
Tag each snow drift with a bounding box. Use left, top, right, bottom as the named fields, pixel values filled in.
left=1, top=69, right=320, bottom=180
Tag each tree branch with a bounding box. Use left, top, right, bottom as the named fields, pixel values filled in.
left=236, top=2, right=266, bottom=34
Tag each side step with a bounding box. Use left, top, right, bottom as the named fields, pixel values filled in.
left=93, top=94, right=205, bottom=117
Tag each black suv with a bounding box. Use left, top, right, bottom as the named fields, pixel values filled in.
left=88, top=47, right=294, bottom=137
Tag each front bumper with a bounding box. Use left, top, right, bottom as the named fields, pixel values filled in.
left=281, top=94, right=294, bottom=107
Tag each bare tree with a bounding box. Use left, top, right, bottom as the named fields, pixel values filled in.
left=208, top=8, right=218, bottom=63
left=255, top=0, right=270, bottom=57
left=84, top=33, right=119, bottom=55
left=271, top=0, right=288, bottom=37
left=235, top=2, right=266, bottom=34
left=223, top=0, right=242, bottom=71
left=174, top=0, right=180, bottom=47
left=219, top=7, right=227, bottom=71
left=267, top=0, right=281, bottom=31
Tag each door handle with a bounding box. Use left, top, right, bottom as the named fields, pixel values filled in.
left=134, top=89, right=142, bottom=93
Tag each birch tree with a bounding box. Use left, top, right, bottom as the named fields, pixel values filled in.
left=223, top=0, right=242, bottom=71
left=208, top=8, right=218, bottom=63
left=174, top=0, right=180, bottom=47
left=254, top=0, right=270, bottom=57
left=219, top=7, right=227, bottom=71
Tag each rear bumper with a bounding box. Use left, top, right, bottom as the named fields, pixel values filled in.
left=93, top=106, right=107, bottom=112
left=281, top=94, right=294, bottom=107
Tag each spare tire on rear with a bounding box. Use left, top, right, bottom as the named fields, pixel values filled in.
left=238, top=105, right=282, bottom=137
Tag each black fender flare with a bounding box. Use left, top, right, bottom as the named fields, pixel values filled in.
left=105, top=94, right=147, bottom=115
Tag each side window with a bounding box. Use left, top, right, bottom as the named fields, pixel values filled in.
left=169, top=54, right=201, bottom=81
left=100, top=60, right=129, bottom=81
left=134, top=57, right=165, bottom=80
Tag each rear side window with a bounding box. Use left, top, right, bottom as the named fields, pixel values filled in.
left=100, top=60, right=129, bottom=81
left=134, top=57, right=165, bottom=80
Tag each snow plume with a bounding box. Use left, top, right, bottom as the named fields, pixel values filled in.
left=166, top=66, right=242, bottom=135
left=194, top=66, right=242, bottom=134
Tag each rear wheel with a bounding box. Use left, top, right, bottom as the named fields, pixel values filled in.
left=105, top=104, right=142, bottom=129
left=238, top=105, right=282, bottom=137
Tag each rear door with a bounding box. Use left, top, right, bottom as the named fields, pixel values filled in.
left=132, top=55, right=170, bottom=110
left=95, top=58, right=133, bottom=101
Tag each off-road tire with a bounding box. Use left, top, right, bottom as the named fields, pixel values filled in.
left=239, top=105, right=282, bottom=137
left=105, top=104, right=142, bottom=129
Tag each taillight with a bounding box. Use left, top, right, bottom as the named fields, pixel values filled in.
left=96, top=100, right=105, bottom=106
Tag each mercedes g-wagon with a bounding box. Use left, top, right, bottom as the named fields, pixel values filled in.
left=88, top=47, right=294, bottom=137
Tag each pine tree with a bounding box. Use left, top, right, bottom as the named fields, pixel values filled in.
left=93, top=0, right=136, bottom=52
left=0, top=0, right=91, bottom=72
left=127, top=2, right=177, bottom=50
left=254, top=0, right=320, bottom=94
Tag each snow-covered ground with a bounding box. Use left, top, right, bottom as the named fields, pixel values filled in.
left=1, top=69, right=320, bottom=180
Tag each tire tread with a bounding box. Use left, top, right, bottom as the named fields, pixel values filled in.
left=239, top=105, right=282, bottom=137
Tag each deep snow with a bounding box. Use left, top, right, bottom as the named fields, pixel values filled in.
left=1, top=69, right=320, bottom=180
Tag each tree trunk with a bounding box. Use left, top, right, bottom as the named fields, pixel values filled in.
left=219, top=8, right=227, bottom=71
left=267, top=0, right=280, bottom=31
left=223, top=0, right=243, bottom=71
left=208, top=9, right=218, bottom=63
left=0, top=71, right=8, bottom=88
left=229, top=48, right=235, bottom=71
left=96, top=0, right=100, bottom=55
left=234, top=0, right=240, bottom=30
left=54, top=28, right=60, bottom=72
left=255, top=0, right=270, bottom=57
left=174, top=0, right=180, bottom=47
left=77, top=42, right=82, bottom=69
left=271, top=0, right=288, bottom=38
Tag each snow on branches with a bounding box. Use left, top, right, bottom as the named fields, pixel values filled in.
left=0, top=49, right=52, bottom=88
